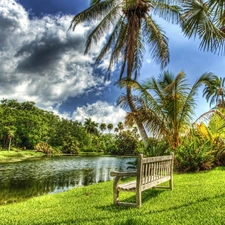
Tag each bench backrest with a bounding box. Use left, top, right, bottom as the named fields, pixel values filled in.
left=136, top=153, right=174, bottom=190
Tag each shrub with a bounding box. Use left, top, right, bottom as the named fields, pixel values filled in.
left=144, top=138, right=170, bottom=156
left=62, top=136, right=80, bottom=155
left=174, top=135, right=214, bottom=172
left=34, top=142, right=53, bottom=155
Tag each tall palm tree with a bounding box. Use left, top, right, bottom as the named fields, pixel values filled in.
left=84, top=118, right=99, bottom=136
left=181, top=0, right=225, bottom=54
left=99, top=123, right=107, bottom=133
left=203, top=75, right=225, bottom=108
left=70, top=0, right=182, bottom=145
left=118, top=70, right=214, bottom=149
left=107, top=123, right=113, bottom=133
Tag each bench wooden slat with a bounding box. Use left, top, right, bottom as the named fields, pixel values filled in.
left=110, top=153, right=174, bottom=207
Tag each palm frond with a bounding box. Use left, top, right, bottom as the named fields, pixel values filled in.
left=84, top=4, right=121, bottom=54
left=69, top=0, right=117, bottom=30
left=142, top=16, right=169, bottom=68
left=151, top=0, right=182, bottom=24
left=182, top=0, right=225, bottom=54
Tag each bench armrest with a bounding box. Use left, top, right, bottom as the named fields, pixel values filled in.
left=110, top=171, right=137, bottom=177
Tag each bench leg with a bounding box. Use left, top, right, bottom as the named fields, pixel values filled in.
left=136, top=190, right=142, bottom=207
left=113, top=177, right=121, bottom=205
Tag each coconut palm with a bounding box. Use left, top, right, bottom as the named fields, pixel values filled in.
left=203, top=75, right=225, bottom=108
left=181, top=0, right=225, bottom=54
left=70, top=0, right=182, bottom=145
left=118, top=70, right=215, bottom=149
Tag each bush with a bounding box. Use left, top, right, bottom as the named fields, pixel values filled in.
left=34, top=142, right=53, bottom=155
left=174, top=136, right=214, bottom=172
left=144, top=138, right=170, bottom=156
left=62, top=136, right=80, bottom=155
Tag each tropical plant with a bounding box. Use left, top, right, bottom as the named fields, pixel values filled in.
left=84, top=118, right=99, bottom=136
left=203, top=75, right=225, bottom=108
left=181, top=0, right=225, bottom=54
left=107, top=123, right=113, bottom=133
left=62, top=135, right=80, bottom=155
left=115, top=130, right=139, bottom=155
left=174, top=132, right=214, bottom=172
left=118, top=70, right=215, bottom=149
left=34, top=142, right=53, bottom=155
left=99, top=123, right=107, bottom=133
left=70, top=0, right=182, bottom=145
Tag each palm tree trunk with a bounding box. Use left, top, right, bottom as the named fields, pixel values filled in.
left=126, top=86, right=148, bottom=146
left=125, top=7, right=148, bottom=147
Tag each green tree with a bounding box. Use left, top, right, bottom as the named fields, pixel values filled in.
left=117, top=122, right=124, bottom=131
left=84, top=118, right=99, bottom=136
left=99, top=123, right=107, bottom=133
left=70, top=0, right=182, bottom=145
left=107, top=123, right=113, bottom=134
left=115, top=130, right=139, bottom=155
left=203, top=75, right=225, bottom=108
left=182, top=0, right=225, bottom=54
left=119, top=71, right=215, bottom=149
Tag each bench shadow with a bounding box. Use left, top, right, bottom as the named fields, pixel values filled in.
left=96, top=188, right=165, bottom=211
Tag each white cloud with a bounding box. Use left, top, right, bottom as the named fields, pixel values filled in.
left=0, top=0, right=108, bottom=109
left=72, top=101, right=126, bottom=127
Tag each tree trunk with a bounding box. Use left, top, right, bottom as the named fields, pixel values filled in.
left=8, top=137, right=12, bottom=151
left=126, top=86, right=148, bottom=147
left=125, top=10, right=148, bottom=147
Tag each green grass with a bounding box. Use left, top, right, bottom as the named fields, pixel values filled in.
left=0, top=167, right=225, bottom=224
left=0, top=150, right=45, bottom=163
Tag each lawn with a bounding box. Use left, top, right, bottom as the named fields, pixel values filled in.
left=0, top=150, right=45, bottom=163
left=0, top=167, right=225, bottom=224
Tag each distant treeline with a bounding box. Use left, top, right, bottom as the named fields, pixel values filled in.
left=0, top=99, right=141, bottom=155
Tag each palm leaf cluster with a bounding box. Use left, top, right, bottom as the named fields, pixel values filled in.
left=203, top=76, right=225, bottom=108
left=118, top=71, right=215, bottom=149
left=182, top=0, right=225, bottom=54
left=70, top=0, right=181, bottom=80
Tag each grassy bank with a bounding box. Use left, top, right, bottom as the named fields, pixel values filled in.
left=0, top=167, right=225, bottom=224
left=0, top=150, right=45, bottom=163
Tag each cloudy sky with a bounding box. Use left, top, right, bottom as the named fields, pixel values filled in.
left=1, top=0, right=225, bottom=127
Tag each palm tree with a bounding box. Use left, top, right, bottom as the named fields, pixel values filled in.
left=118, top=70, right=215, bottom=149
left=117, top=122, right=124, bottom=131
left=70, top=0, right=182, bottom=145
left=107, top=123, right=113, bottom=133
left=99, top=123, right=107, bottom=133
left=203, top=75, right=225, bottom=108
left=181, top=0, right=225, bottom=54
left=84, top=118, right=99, bottom=136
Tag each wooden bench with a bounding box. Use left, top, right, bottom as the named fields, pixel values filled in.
left=110, top=153, right=174, bottom=207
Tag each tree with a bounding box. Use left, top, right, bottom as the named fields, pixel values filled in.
left=182, top=0, right=225, bottom=54
left=203, top=75, right=225, bottom=108
left=119, top=71, right=215, bottom=149
left=99, top=123, right=107, bottom=133
left=107, top=123, right=113, bottom=134
left=117, top=122, right=124, bottom=131
left=84, top=118, right=99, bottom=136
left=70, top=0, right=182, bottom=145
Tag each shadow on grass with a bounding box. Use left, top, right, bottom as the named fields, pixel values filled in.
left=96, top=188, right=165, bottom=212
left=34, top=192, right=225, bottom=225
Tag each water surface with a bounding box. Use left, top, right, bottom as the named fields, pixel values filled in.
left=0, top=156, right=135, bottom=204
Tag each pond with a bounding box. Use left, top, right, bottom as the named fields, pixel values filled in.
left=0, top=156, right=136, bottom=205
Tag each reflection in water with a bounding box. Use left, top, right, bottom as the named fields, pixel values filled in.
left=0, top=156, right=135, bottom=205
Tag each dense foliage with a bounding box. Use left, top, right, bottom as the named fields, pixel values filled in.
left=0, top=99, right=139, bottom=155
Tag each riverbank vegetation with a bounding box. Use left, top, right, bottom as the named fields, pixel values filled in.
left=0, top=99, right=142, bottom=158
left=0, top=167, right=225, bottom=224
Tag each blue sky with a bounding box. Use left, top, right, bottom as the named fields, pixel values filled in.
left=1, top=0, right=224, bottom=127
